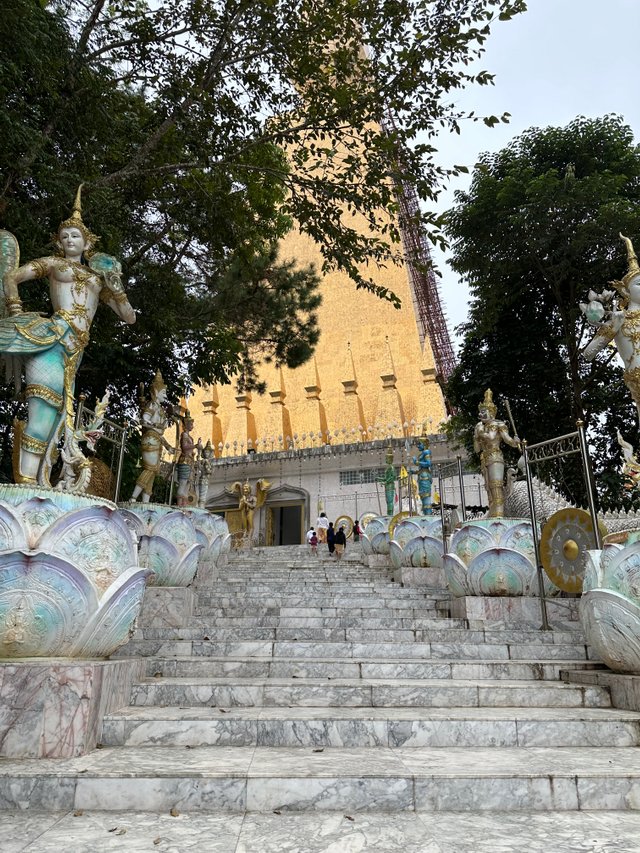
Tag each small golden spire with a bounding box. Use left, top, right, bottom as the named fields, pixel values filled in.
left=620, top=233, right=640, bottom=284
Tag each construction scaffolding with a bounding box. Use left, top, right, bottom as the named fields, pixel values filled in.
left=383, top=115, right=457, bottom=389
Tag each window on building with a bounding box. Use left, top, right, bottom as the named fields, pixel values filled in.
left=339, top=468, right=388, bottom=486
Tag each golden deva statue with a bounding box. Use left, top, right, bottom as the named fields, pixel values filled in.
left=230, top=478, right=271, bottom=538
left=473, top=389, right=521, bottom=518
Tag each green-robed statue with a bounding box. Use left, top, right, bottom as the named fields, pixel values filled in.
left=0, top=186, right=136, bottom=485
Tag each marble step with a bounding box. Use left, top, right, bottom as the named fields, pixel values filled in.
left=134, top=627, right=589, bottom=648
left=184, top=626, right=586, bottom=645
left=101, top=705, right=640, bottom=749
left=189, top=615, right=467, bottom=629
left=4, top=745, right=640, bottom=812
left=196, top=597, right=445, bottom=610
left=115, top=639, right=593, bottom=661
left=193, top=605, right=446, bottom=618
left=143, top=656, right=601, bottom=682
left=197, top=588, right=440, bottom=599
left=5, top=809, right=640, bottom=851
left=129, top=677, right=609, bottom=708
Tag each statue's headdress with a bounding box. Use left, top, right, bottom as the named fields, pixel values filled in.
left=479, top=388, right=497, bottom=418
left=150, top=370, right=167, bottom=399
left=610, top=234, right=640, bottom=306
left=56, top=185, right=99, bottom=255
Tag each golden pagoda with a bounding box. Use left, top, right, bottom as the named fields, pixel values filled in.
left=188, top=223, right=446, bottom=452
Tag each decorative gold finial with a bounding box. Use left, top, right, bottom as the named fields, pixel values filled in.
left=620, top=233, right=640, bottom=285
left=479, top=388, right=497, bottom=418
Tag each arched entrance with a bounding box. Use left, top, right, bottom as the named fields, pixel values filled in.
left=264, top=484, right=310, bottom=546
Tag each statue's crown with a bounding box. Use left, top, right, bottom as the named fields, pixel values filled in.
left=150, top=370, right=166, bottom=398
left=479, top=388, right=497, bottom=418
left=620, top=233, right=640, bottom=286
left=57, top=184, right=99, bottom=251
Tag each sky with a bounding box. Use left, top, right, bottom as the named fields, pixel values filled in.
left=430, top=0, right=640, bottom=346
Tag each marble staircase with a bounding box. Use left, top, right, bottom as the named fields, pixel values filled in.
left=3, top=544, right=640, bottom=819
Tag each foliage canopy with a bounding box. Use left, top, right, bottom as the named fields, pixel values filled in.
left=444, top=114, right=640, bottom=505
left=1, top=0, right=524, bottom=416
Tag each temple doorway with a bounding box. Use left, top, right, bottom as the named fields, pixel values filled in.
left=267, top=503, right=304, bottom=545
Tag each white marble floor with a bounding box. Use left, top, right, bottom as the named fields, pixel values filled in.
left=4, top=810, right=640, bottom=852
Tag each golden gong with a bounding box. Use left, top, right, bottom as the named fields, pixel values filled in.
left=540, top=508, right=606, bottom=593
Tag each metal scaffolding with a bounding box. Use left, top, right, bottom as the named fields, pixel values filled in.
left=383, top=115, right=457, bottom=389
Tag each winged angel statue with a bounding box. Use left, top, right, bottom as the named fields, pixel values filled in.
left=0, top=186, right=135, bottom=488
left=229, top=479, right=271, bottom=539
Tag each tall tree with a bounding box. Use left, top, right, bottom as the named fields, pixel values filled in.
left=444, top=115, right=640, bottom=505
left=0, top=0, right=525, bottom=411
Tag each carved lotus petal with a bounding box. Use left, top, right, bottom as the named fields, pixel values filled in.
left=138, top=535, right=180, bottom=583
left=389, top=540, right=403, bottom=570
left=487, top=520, right=513, bottom=541
left=364, top=517, right=390, bottom=539
left=0, top=503, right=27, bottom=552
left=6, top=496, right=64, bottom=549
left=393, top=520, right=423, bottom=550
left=602, top=540, right=640, bottom=603
left=139, top=534, right=202, bottom=587
left=500, top=522, right=536, bottom=563
left=128, top=505, right=166, bottom=530
left=118, top=508, right=146, bottom=540
left=583, top=550, right=603, bottom=593
left=360, top=534, right=374, bottom=556
left=186, top=509, right=224, bottom=544
left=600, top=543, right=622, bottom=579
left=0, top=551, right=98, bottom=657
left=370, top=531, right=390, bottom=555
left=219, top=532, right=231, bottom=555
left=443, top=553, right=470, bottom=597
left=450, top=525, right=494, bottom=567
left=195, top=529, right=210, bottom=552
left=72, top=566, right=150, bottom=657
left=37, top=506, right=137, bottom=597
left=152, top=511, right=197, bottom=555
left=402, top=535, right=444, bottom=568
left=161, top=544, right=202, bottom=587
left=467, top=547, right=536, bottom=597
left=580, top=590, right=640, bottom=673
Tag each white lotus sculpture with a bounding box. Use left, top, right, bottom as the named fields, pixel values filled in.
left=119, top=502, right=203, bottom=586
left=581, top=531, right=640, bottom=673
left=182, top=507, right=231, bottom=566
left=443, top=518, right=556, bottom=597
left=0, top=486, right=148, bottom=658
left=360, top=516, right=392, bottom=556
left=389, top=517, right=443, bottom=570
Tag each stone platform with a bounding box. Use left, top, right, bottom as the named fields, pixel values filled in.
left=0, top=658, right=144, bottom=758
left=447, top=594, right=581, bottom=629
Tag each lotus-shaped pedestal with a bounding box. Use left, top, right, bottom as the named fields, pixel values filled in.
left=0, top=485, right=148, bottom=658
left=182, top=507, right=231, bottom=567
left=389, top=517, right=443, bottom=570
left=119, top=502, right=203, bottom=587
left=581, top=531, right=640, bottom=673
left=443, top=518, right=555, bottom=597
left=360, top=516, right=392, bottom=556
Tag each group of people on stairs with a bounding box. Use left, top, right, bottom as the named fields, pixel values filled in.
left=306, top=511, right=359, bottom=560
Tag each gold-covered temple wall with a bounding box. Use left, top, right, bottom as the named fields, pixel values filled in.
left=187, top=226, right=446, bottom=453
